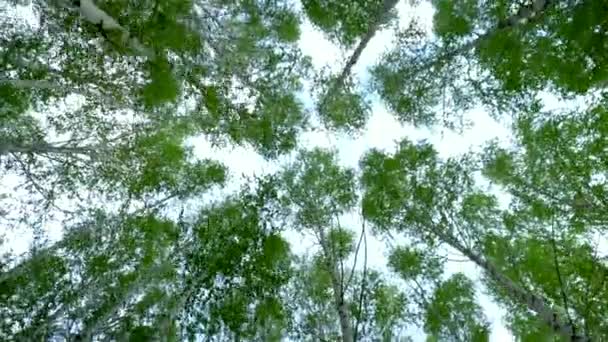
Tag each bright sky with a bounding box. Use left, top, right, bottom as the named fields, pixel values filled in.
left=2, top=1, right=518, bottom=340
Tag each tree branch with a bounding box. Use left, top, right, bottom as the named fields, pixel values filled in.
left=0, top=140, right=101, bottom=156
left=353, top=219, right=368, bottom=342
left=388, top=0, right=556, bottom=86
left=73, top=0, right=155, bottom=59
left=550, top=215, right=575, bottom=334
left=0, top=78, right=117, bottom=103
left=344, top=216, right=365, bottom=293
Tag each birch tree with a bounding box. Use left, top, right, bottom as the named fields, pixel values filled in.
left=0, top=0, right=308, bottom=227
left=371, top=0, right=608, bottom=128
left=279, top=148, right=359, bottom=342
left=360, top=137, right=603, bottom=341
left=0, top=178, right=291, bottom=341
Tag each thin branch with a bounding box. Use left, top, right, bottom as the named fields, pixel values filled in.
left=333, top=210, right=346, bottom=297
left=353, top=218, right=368, bottom=342
left=445, top=257, right=471, bottom=263
left=410, top=278, right=429, bottom=307
left=550, top=214, right=575, bottom=334
left=10, top=153, right=75, bottom=215
left=344, top=218, right=365, bottom=293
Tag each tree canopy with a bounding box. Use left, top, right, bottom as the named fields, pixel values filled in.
left=1, top=0, right=607, bottom=341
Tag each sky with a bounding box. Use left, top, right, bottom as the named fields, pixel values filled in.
left=1, top=1, right=519, bottom=340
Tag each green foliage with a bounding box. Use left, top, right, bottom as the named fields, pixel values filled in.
left=424, top=273, right=489, bottom=341
left=360, top=139, right=442, bottom=231
left=370, top=21, right=480, bottom=129
left=287, top=257, right=410, bottom=341
left=0, top=179, right=293, bottom=340
left=388, top=245, right=443, bottom=281
left=371, top=282, right=408, bottom=341
left=262, top=234, right=291, bottom=267
left=281, top=148, right=357, bottom=228
left=318, top=85, right=370, bottom=133
left=106, top=130, right=226, bottom=198
left=129, top=326, right=156, bottom=341
left=432, top=0, right=478, bottom=39
left=271, top=9, right=302, bottom=43
left=0, top=212, right=180, bottom=340
left=0, top=0, right=309, bottom=223
left=240, top=92, right=305, bottom=159
left=142, top=58, right=180, bottom=108
left=372, top=0, right=608, bottom=129
left=481, top=142, right=515, bottom=183
left=3, top=0, right=608, bottom=341
left=287, top=256, right=340, bottom=340
left=327, top=227, right=355, bottom=260
left=301, top=0, right=396, bottom=46
left=0, top=84, right=29, bottom=120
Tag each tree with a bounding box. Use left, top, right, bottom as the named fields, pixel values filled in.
left=286, top=255, right=412, bottom=342
left=0, top=0, right=310, bottom=229
left=278, top=148, right=359, bottom=342
left=479, top=100, right=608, bottom=339
left=3, top=0, right=608, bottom=340
left=370, top=0, right=608, bottom=128
left=301, top=0, right=399, bottom=47
left=0, top=177, right=292, bottom=341
left=360, top=137, right=601, bottom=340
left=304, top=0, right=399, bottom=133
left=388, top=246, right=489, bottom=341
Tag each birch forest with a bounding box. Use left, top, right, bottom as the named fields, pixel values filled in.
left=1, top=0, right=607, bottom=341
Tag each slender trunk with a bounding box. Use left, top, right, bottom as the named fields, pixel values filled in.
left=332, top=0, right=399, bottom=90
left=431, top=222, right=589, bottom=341
left=0, top=79, right=62, bottom=91
left=329, top=262, right=354, bottom=342
left=317, top=228, right=354, bottom=342
left=0, top=141, right=98, bottom=156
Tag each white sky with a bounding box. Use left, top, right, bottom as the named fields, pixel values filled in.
left=0, top=1, right=520, bottom=340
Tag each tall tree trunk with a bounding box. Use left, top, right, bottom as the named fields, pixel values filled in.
left=431, top=219, right=589, bottom=341
left=0, top=141, right=98, bottom=156
left=317, top=227, right=354, bottom=342
left=331, top=0, right=400, bottom=91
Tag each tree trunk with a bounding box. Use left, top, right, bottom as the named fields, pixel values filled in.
left=0, top=78, right=116, bottom=102
left=329, top=263, right=355, bottom=342
left=331, top=0, right=400, bottom=91
left=318, top=228, right=354, bottom=342
left=0, top=141, right=98, bottom=156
